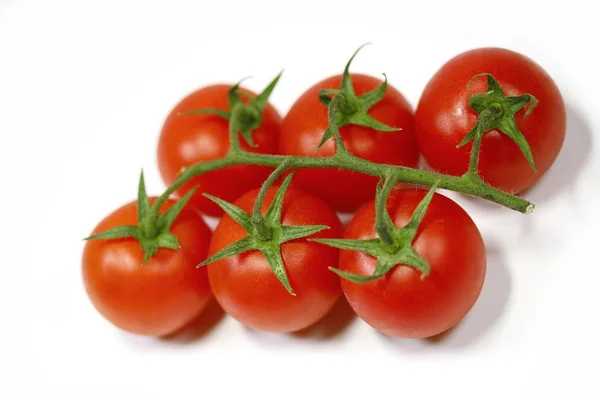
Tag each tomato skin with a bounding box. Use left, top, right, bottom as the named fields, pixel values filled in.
left=157, top=85, right=281, bottom=217
left=338, top=189, right=486, bottom=339
left=415, top=47, right=566, bottom=194
left=207, top=186, right=343, bottom=332
left=279, top=74, right=419, bottom=213
left=82, top=198, right=213, bottom=337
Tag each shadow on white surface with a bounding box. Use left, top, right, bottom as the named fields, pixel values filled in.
left=525, top=105, right=592, bottom=203
left=159, top=299, right=226, bottom=343
left=292, top=295, right=357, bottom=341
left=375, top=244, right=511, bottom=351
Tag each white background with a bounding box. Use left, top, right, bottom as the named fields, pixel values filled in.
left=2, top=0, right=599, bottom=398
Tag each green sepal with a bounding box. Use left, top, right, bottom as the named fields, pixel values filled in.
left=227, top=72, right=283, bottom=148
left=85, top=172, right=196, bottom=265
left=260, top=246, right=295, bottom=296
left=348, top=113, right=398, bottom=132
left=85, top=225, right=139, bottom=241
left=395, top=181, right=438, bottom=242
left=317, top=95, right=347, bottom=151
left=311, top=183, right=438, bottom=284
left=323, top=241, right=431, bottom=283
left=328, top=266, right=384, bottom=283
left=137, top=171, right=150, bottom=225
left=264, top=172, right=293, bottom=226
left=239, top=128, right=256, bottom=148
left=203, top=193, right=254, bottom=234
left=310, top=238, right=381, bottom=256
left=156, top=232, right=180, bottom=250
left=280, top=225, right=329, bottom=243
left=316, top=127, right=334, bottom=150
left=156, top=187, right=197, bottom=232
left=254, top=70, right=283, bottom=110
left=505, top=93, right=539, bottom=117
left=461, top=73, right=538, bottom=172
left=198, top=172, right=329, bottom=295
left=198, top=236, right=255, bottom=267
left=374, top=176, right=398, bottom=247
left=141, top=245, right=158, bottom=266
left=227, top=77, right=252, bottom=108
left=358, top=73, right=388, bottom=110
left=457, top=122, right=481, bottom=148
left=315, top=45, right=400, bottom=150
left=341, top=43, right=371, bottom=95
left=498, top=117, right=537, bottom=171
left=318, top=89, right=343, bottom=107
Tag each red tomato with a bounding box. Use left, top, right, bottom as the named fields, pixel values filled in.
left=158, top=85, right=281, bottom=217
left=82, top=198, right=213, bottom=337
left=207, top=185, right=343, bottom=332
left=279, top=74, right=420, bottom=212
left=338, top=189, right=486, bottom=338
left=415, top=47, right=566, bottom=194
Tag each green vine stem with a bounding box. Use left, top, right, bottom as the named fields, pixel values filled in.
left=152, top=96, right=534, bottom=215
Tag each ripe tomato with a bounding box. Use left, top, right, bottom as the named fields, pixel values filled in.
left=207, top=185, right=343, bottom=332
left=415, top=47, right=566, bottom=194
left=82, top=197, right=213, bottom=337
left=338, top=189, right=486, bottom=338
left=279, top=74, right=420, bottom=213
left=157, top=84, right=281, bottom=217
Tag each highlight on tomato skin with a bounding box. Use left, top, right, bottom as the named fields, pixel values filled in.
left=81, top=197, right=213, bottom=337
left=157, top=84, right=282, bottom=217
left=336, top=189, right=487, bottom=339
left=205, top=185, right=344, bottom=333
left=415, top=47, right=566, bottom=194
left=279, top=73, right=420, bottom=213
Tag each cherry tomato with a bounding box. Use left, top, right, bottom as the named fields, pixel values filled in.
left=415, top=47, right=566, bottom=194
left=207, top=186, right=343, bottom=332
left=158, top=84, right=281, bottom=217
left=82, top=198, right=213, bottom=337
left=279, top=74, right=420, bottom=213
left=338, top=189, right=486, bottom=338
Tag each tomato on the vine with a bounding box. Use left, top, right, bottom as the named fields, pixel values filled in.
left=415, top=47, right=566, bottom=194
left=337, top=189, right=486, bottom=339
left=206, top=185, right=343, bottom=333
left=82, top=197, right=213, bottom=337
left=157, top=84, right=281, bottom=217
left=279, top=74, right=419, bottom=213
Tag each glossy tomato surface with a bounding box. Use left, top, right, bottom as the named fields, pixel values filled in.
left=415, top=47, right=566, bottom=193
left=279, top=74, right=419, bottom=212
left=207, top=185, right=343, bottom=333
left=338, top=189, right=486, bottom=338
left=158, top=84, right=281, bottom=216
left=82, top=197, right=213, bottom=337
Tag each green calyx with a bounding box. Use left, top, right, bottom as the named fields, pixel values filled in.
left=182, top=71, right=283, bottom=148
left=459, top=73, right=539, bottom=174
left=312, top=180, right=439, bottom=283
left=199, top=172, right=329, bottom=295
left=85, top=171, right=196, bottom=264
left=315, top=44, right=399, bottom=150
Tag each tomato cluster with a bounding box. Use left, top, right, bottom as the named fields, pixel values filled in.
left=82, top=47, right=565, bottom=340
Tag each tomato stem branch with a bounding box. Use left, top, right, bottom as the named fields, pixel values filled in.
left=467, top=126, right=484, bottom=177
left=154, top=93, right=534, bottom=215
left=157, top=147, right=532, bottom=214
